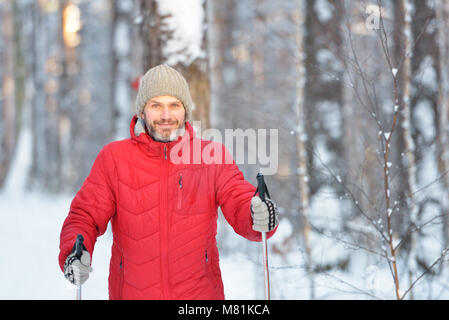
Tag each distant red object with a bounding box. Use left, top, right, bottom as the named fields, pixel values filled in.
left=132, top=76, right=142, bottom=91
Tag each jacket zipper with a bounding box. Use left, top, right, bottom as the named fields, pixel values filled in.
left=177, top=173, right=183, bottom=210
left=160, top=144, right=171, bottom=299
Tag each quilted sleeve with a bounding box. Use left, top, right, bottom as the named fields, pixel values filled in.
left=215, top=144, right=276, bottom=242
left=58, top=145, right=117, bottom=271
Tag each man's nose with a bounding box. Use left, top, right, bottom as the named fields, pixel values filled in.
left=160, top=106, right=171, bottom=119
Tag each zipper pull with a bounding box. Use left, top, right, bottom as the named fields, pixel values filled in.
left=177, top=173, right=183, bottom=210
left=164, top=145, right=167, bottom=160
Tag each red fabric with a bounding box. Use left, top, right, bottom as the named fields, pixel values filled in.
left=59, top=115, right=276, bottom=300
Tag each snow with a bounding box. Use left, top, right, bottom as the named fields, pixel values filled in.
left=2, top=128, right=32, bottom=198
left=133, top=15, right=143, bottom=25
left=116, top=0, right=133, bottom=13
left=0, top=193, right=110, bottom=299
left=414, top=100, right=435, bottom=142
left=314, top=0, right=333, bottom=23
left=416, top=55, right=438, bottom=91
left=317, top=101, right=342, bottom=139
left=157, top=0, right=205, bottom=66
left=113, top=20, right=130, bottom=56
left=387, top=208, right=393, bottom=217
left=316, top=49, right=343, bottom=82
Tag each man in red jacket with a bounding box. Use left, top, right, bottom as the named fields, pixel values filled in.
left=59, top=64, right=279, bottom=300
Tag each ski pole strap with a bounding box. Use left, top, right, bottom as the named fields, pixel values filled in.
left=255, top=173, right=271, bottom=201
left=75, top=234, right=84, bottom=260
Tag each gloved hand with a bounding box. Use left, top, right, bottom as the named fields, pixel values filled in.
left=251, top=196, right=279, bottom=232
left=64, top=241, right=92, bottom=286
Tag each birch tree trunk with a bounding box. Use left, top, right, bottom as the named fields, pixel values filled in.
left=394, top=0, right=418, bottom=299
left=294, top=0, right=314, bottom=300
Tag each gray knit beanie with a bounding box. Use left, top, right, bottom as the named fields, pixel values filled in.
left=135, top=64, right=193, bottom=121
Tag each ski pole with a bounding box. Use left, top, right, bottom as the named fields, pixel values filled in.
left=255, top=173, right=271, bottom=300
left=74, top=234, right=84, bottom=300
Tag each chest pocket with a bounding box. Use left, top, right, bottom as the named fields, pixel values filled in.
left=173, top=167, right=212, bottom=215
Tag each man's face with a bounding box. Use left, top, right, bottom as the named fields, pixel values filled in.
left=141, top=95, right=186, bottom=142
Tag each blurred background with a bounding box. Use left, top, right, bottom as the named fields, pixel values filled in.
left=1, top=0, right=449, bottom=299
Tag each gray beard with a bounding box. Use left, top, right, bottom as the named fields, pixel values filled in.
left=146, top=122, right=186, bottom=142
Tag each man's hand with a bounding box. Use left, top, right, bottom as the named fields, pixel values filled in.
left=251, top=196, right=279, bottom=232
left=64, top=243, right=92, bottom=286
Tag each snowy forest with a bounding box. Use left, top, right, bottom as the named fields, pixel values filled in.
left=1, top=0, right=449, bottom=300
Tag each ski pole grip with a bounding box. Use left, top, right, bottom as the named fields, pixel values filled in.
left=75, top=234, right=84, bottom=260
left=255, top=173, right=270, bottom=202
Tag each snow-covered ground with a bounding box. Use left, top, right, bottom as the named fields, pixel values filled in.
left=4, top=187, right=440, bottom=300
left=0, top=192, right=103, bottom=299
left=0, top=191, right=260, bottom=300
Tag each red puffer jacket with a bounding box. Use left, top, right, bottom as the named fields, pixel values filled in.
left=59, top=116, right=276, bottom=300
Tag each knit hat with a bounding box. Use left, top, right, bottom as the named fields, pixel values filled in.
left=135, top=64, right=193, bottom=121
